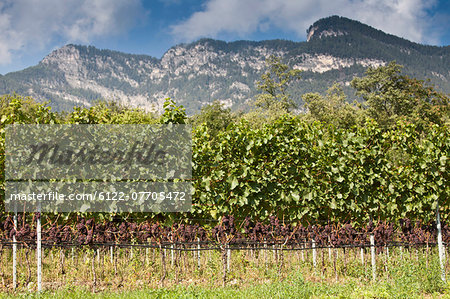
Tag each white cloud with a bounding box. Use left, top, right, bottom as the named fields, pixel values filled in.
left=171, top=0, right=440, bottom=44
left=0, top=0, right=146, bottom=64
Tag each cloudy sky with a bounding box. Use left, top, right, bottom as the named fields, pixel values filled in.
left=0, top=0, right=449, bottom=74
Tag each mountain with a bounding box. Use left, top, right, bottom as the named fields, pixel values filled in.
left=1, top=16, right=449, bottom=114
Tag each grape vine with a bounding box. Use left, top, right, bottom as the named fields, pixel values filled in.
left=1, top=216, right=448, bottom=249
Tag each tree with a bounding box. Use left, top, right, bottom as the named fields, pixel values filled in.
left=66, top=100, right=158, bottom=124
left=0, top=93, right=59, bottom=125
left=189, top=101, right=234, bottom=136
left=0, top=94, right=59, bottom=211
left=302, top=83, right=364, bottom=128
left=254, top=55, right=302, bottom=112
left=351, top=61, right=449, bottom=129
left=159, top=98, right=187, bottom=124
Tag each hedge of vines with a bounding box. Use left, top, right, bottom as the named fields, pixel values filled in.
left=192, top=117, right=448, bottom=224
left=0, top=97, right=449, bottom=228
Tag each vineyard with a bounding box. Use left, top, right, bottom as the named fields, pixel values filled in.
left=0, top=95, right=449, bottom=295
left=0, top=215, right=449, bottom=291
left=0, top=215, right=449, bottom=294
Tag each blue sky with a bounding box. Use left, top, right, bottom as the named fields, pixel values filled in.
left=0, top=0, right=449, bottom=75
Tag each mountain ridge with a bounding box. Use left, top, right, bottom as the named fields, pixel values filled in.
left=307, top=16, right=446, bottom=51
left=1, top=16, right=448, bottom=114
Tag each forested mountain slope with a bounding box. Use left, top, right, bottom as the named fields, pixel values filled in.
left=0, top=16, right=448, bottom=114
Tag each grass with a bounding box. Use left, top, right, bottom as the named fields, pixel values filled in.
left=0, top=245, right=449, bottom=298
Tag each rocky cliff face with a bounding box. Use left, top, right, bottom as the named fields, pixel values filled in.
left=2, top=16, right=448, bottom=114
left=307, top=27, right=347, bottom=42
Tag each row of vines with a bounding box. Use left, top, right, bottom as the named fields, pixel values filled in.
left=1, top=215, right=449, bottom=248
left=0, top=95, right=449, bottom=228
left=192, top=117, right=448, bottom=224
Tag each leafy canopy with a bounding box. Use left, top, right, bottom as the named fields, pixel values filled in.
left=302, top=84, right=364, bottom=129
left=160, top=98, right=187, bottom=124
left=189, top=100, right=234, bottom=136
left=254, top=55, right=302, bottom=112
left=351, top=61, right=449, bottom=129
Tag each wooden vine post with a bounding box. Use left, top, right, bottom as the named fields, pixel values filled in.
left=436, top=202, right=446, bottom=282
left=360, top=247, right=364, bottom=266
left=197, top=238, right=201, bottom=269
left=36, top=208, right=42, bottom=292
left=312, top=239, right=317, bottom=269
left=221, top=245, right=228, bottom=286
left=370, top=234, right=376, bottom=282
left=12, top=210, right=17, bottom=290
left=227, top=246, right=231, bottom=271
